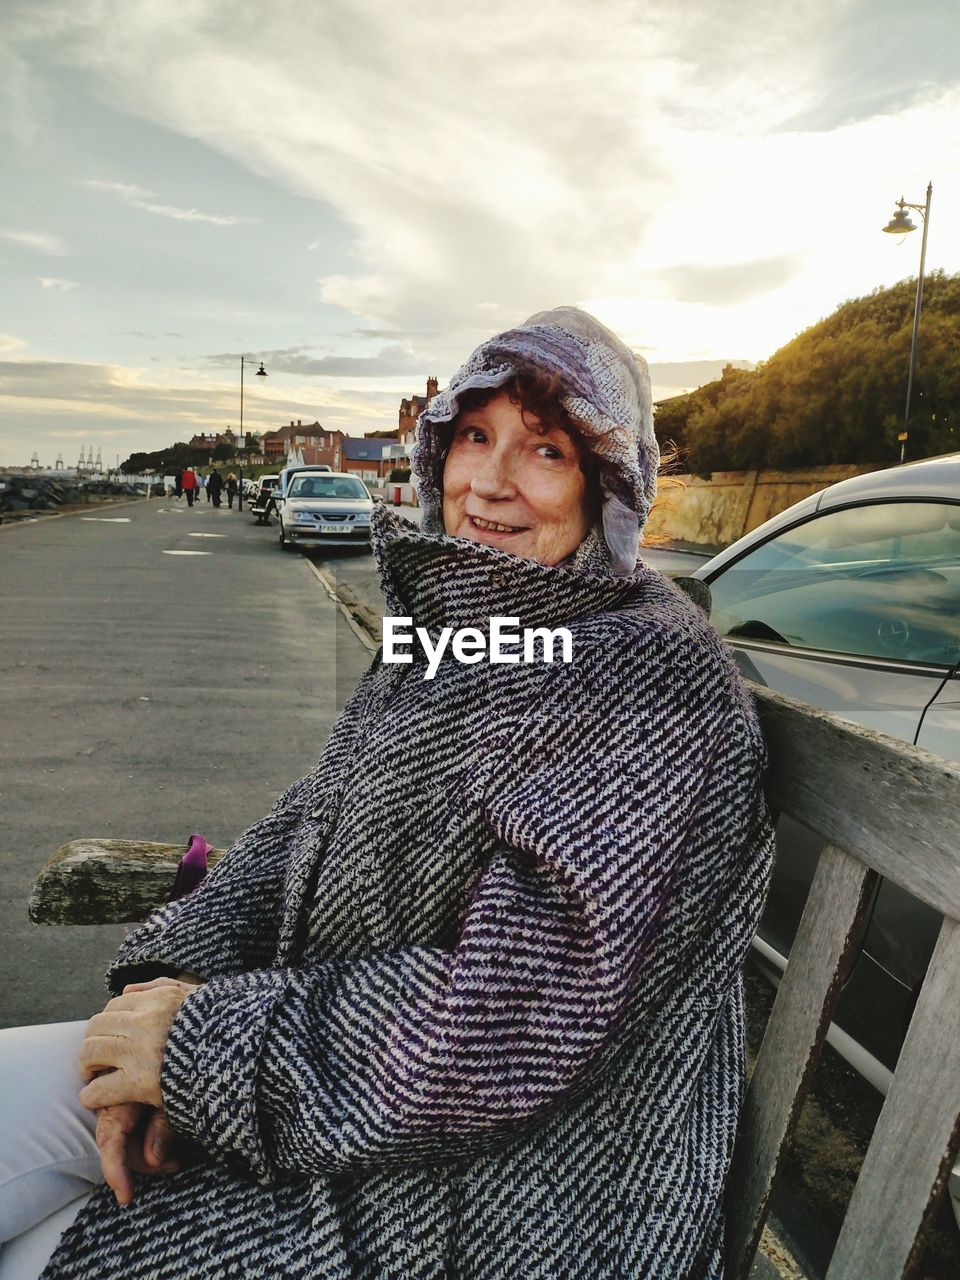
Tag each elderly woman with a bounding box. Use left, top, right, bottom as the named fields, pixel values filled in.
left=1, top=307, right=773, bottom=1279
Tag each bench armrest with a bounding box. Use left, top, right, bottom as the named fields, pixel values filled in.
left=29, top=840, right=224, bottom=926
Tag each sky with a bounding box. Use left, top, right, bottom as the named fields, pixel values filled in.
left=1, top=0, right=959, bottom=469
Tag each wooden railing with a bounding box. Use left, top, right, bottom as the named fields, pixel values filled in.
left=726, top=684, right=960, bottom=1280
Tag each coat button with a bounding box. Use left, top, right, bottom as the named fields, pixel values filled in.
left=489, top=570, right=506, bottom=587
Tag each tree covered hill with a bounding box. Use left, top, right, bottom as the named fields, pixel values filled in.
left=655, top=271, right=960, bottom=477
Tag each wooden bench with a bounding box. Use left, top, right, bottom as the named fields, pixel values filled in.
left=29, top=682, right=960, bottom=1279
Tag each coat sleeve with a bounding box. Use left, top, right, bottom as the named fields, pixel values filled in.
left=158, top=625, right=760, bottom=1182
left=106, top=664, right=381, bottom=992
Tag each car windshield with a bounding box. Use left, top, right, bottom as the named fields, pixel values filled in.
left=289, top=475, right=368, bottom=499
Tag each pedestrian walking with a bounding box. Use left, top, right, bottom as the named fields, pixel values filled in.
left=225, top=473, right=239, bottom=509
left=1, top=307, right=774, bottom=1280
left=203, top=472, right=212, bottom=503
left=181, top=467, right=199, bottom=508
left=206, top=470, right=223, bottom=509
left=173, top=471, right=183, bottom=501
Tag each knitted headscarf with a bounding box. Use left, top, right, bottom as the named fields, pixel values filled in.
left=411, top=306, right=658, bottom=575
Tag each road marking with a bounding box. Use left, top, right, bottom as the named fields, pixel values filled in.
left=162, top=549, right=212, bottom=556
left=80, top=517, right=131, bottom=523
left=188, top=532, right=227, bottom=538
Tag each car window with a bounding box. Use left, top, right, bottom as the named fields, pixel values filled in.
left=707, top=501, right=960, bottom=665
left=289, top=475, right=367, bottom=499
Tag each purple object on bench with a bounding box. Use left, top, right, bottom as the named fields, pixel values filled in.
left=169, top=833, right=214, bottom=901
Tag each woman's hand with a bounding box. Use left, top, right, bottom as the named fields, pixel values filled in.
left=78, top=977, right=196, bottom=1111
left=95, top=1104, right=186, bottom=1206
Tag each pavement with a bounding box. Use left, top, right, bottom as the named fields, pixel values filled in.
left=0, top=495, right=370, bottom=1028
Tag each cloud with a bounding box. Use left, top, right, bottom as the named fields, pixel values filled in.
left=82, top=179, right=258, bottom=226
left=4, top=0, right=960, bottom=421
left=205, top=344, right=428, bottom=377
left=655, top=257, right=804, bottom=306
left=0, top=334, right=27, bottom=353
left=39, top=276, right=78, bottom=290
left=13, top=0, right=953, bottom=369
left=0, top=356, right=401, bottom=463
left=647, top=359, right=754, bottom=385
left=1, top=228, right=69, bottom=255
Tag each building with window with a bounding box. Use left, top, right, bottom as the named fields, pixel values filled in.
left=398, top=377, right=438, bottom=446
left=340, top=436, right=401, bottom=483
left=263, top=421, right=343, bottom=464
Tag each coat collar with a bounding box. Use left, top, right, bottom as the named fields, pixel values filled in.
left=371, top=504, right=656, bottom=633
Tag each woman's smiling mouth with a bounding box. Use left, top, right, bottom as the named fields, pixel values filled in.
left=468, top=515, right=528, bottom=534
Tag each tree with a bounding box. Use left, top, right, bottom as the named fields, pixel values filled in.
left=654, top=272, right=960, bottom=475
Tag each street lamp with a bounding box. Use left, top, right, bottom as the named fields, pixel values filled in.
left=882, top=181, right=932, bottom=463
left=238, top=356, right=267, bottom=510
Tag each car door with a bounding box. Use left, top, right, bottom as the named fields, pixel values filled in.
left=857, top=659, right=960, bottom=1064
left=702, top=498, right=960, bottom=1073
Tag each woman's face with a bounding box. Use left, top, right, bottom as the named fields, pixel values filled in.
left=442, top=390, right=593, bottom=566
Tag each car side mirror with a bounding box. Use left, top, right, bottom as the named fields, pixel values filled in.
left=673, top=577, right=712, bottom=616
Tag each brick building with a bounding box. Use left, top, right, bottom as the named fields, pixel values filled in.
left=397, top=377, right=439, bottom=445
left=340, top=437, right=401, bottom=483
left=189, top=428, right=262, bottom=452
left=262, top=420, right=344, bottom=465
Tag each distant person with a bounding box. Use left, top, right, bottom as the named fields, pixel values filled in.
left=225, top=473, right=239, bottom=509
left=206, top=470, right=223, bottom=509
left=181, top=468, right=199, bottom=508
left=173, top=471, right=183, bottom=501
left=203, top=472, right=212, bottom=503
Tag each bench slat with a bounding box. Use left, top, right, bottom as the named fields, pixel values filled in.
left=825, top=914, right=960, bottom=1279
left=28, top=840, right=224, bottom=925
left=726, top=842, right=878, bottom=1280
left=751, top=684, right=960, bottom=919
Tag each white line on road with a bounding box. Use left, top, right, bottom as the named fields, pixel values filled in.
left=162, top=549, right=213, bottom=556
left=188, top=533, right=227, bottom=538
left=80, top=517, right=131, bottom=523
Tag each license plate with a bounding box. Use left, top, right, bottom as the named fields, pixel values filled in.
left=319, top=523, right=352, bottom=533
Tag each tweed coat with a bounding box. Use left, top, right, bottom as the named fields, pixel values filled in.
left=44, top=505, right=775, bottom=1280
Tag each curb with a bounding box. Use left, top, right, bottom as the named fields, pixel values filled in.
left=302, top=558, right=380, bottom=654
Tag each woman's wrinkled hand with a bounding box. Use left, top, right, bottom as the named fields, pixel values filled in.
left=78, top=977, right=196, bottom=1111
left=95, top=1103, right=186, bottom=1206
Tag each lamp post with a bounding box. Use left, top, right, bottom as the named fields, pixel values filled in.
left=882, top=181, right=932, bottom=463
left=238, top=356, right=267, bottom=510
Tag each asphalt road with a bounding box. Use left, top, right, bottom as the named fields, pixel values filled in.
left=0, top=496, right=370, bottom=1028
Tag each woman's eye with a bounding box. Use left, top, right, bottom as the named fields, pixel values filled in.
left=537, top=444, right=564, bottom=460
left=457, top=426, right=487, bottom=444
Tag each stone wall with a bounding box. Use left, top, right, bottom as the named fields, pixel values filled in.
left=643, top=462, right=890, bottom=551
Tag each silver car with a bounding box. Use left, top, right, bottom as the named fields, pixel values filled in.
left=691, top=460, right=960, bottom=1029
left=689, top=451, right=960, bottom=1222
left=278, top=471, right=374, bottom=551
